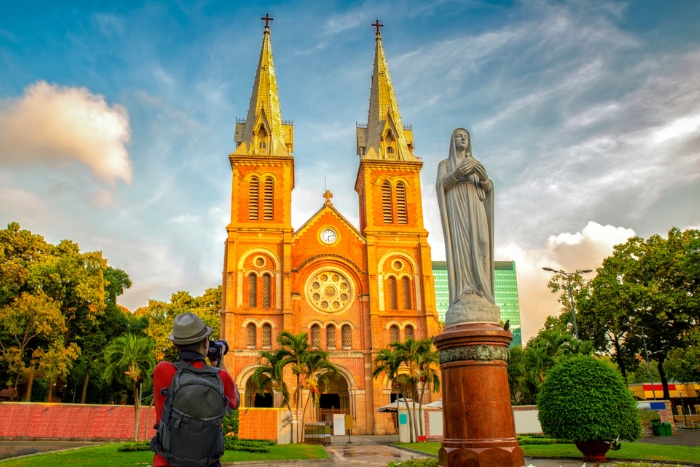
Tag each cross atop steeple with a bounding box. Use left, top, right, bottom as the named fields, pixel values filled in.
left=372, top=19, right=383, bottom=35
left=261, top=13, right=273, bottom=29
left=323, top=190, right=333, bottom=205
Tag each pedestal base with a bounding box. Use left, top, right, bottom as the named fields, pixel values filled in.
left=433, top=323, right=525, bottom=467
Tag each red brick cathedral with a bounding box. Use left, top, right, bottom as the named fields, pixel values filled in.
left=221, top=21, right=440, bottom=435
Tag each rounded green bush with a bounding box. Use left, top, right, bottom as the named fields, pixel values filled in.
left=537, top=356, right=641, bottom=442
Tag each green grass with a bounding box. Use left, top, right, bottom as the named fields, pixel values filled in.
left=0, top=442, right=329, bottom=466
left=396, top=441, right=700, bottom=464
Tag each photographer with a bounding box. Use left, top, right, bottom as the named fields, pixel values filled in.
left=151, top=312, right=240, bottom=467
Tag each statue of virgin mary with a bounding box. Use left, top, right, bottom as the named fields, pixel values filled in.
left=436, top=128, right=501, bottom=327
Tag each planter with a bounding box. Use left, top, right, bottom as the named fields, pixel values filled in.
left=575, top=441, right=611, bottom=462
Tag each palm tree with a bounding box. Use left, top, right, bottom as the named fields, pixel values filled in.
left=301, top=352, right=340, bottom=427
left=372, top=347, right=405, bottom=437
left=416, top=338, right=440, bottom=437
left=104, top=334, right=155, bottom=441
left=252, top=350, right=292, bottom=412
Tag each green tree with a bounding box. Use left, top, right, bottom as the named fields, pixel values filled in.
left=664, top=329, right=700, bottom=384
left=103, top=334, right=156, bottom=441
left=251, top=350, right=292, bottom=412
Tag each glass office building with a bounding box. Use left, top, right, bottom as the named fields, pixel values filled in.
left=432, top=260, right=523, bottom=348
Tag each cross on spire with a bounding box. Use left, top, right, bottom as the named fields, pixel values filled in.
left=372, top=19, right=383, bottom=34
left=323, top=190, right=333, bottom=205
left=261, top=13, right=273, bottom=28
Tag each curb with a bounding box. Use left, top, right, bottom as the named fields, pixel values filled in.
left=223, top=459, right=333, bottom=465
left=390, top=443, right=437, bottom=458
left=526, top=457, right=699, bottom=466
left=0, top=444, right=104, bottom=464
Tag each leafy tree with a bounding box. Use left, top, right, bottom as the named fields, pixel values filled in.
left=136, top=287, right=221, bottom=361
left=663, top=329, right=700, bottom=383
left=103, top=334, right=156, bottom=441
left=252, top=350, right=292, bottom=412
left=537, top=356, right=641, bottom=443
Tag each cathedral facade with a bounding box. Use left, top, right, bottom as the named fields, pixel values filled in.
left=221, top=21, right=440, bottom=435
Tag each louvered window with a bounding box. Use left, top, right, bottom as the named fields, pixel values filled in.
left=405, top=325, right=414, bottom=341
left=396, top=182, right=407, bottom=224
left=248, top=273, right=257, bottom=307
left=311, top=325, right=321, bottom=348
left=263, top=177, right=274, bottom=220
left=388, top=276, right=398, bottom=310
left=382, top=180, right=393, bottom=223
left=249, top=176, right=259, bottom=220
left=247, top=323, right=256, bottom=349
left=389, top=325, right=399, bottom=343
left=262, top=323, right=272, bottom=348
left=326, top=325, right=336, bottom=350
left=402, top=276, right=412, bottom=310
left=262, top=274, right=271, bottom=308
left=342, top=325, right=352, bottom=349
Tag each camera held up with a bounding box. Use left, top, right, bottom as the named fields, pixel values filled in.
left=207, top=339, right=229, bottom=360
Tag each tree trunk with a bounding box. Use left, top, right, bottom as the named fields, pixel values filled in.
left=402, top=394, right=414, bottom=443
left=144, top=394, right=154, bottom=442
left=13, top=373, right=21, bottom=401
left=657, top=356, right=670, bottom=400
left=612, top=335, right=627, bottom=381
left=411, top=381, right=419, bottom=440
left=80, top=366, right=90, bottom=404
left=418, top=381, right=427, bottom=436
left=133, top=383, right=140, bottom=442
left=24, top=367, right=34, bottom=402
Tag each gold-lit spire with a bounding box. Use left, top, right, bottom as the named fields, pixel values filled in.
left=233, top=14, right=293, bottom=156
left=356, top=20, right=416, bottom=161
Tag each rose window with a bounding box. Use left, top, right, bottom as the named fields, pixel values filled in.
left=306, top=270, right=353, bottom=313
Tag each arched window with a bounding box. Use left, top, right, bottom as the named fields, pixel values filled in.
left=257, top=126, right=268, bottom=151
left=311, top=324, right=321, bottom=348
left=248, top=273, right=257, bottom=307
left=342, top=325, right=352, bottom=349
left=387, top=146, right=394, bottom=154
left=247, top=323, right=256, bottom=349
left=262, top=323, right=272, bottom=348
left=249, top=176, right=259, bottom=220
left=259, top=141, right=266, bottom=148
left=404, top=325, right=414, bottom=341
left=263, top=177, right=274, bottom=220
left=382, top=180, right=393, bottom=223
left=326, top=325, right=336, bottom=350
left=389, top=325, right=399, bottom=343
left=262, top=273, right=271, bottom=308
left=388, top=276, right=398, bottom=311
left=402, top=276, right=412, bottom=310
left=396, top=182, right=407, bottom=224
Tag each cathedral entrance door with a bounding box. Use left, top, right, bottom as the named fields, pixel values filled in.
left=245, top=374, right=274, bottom=408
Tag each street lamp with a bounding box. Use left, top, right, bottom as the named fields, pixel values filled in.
left=542, top=267, right=593, bottom=339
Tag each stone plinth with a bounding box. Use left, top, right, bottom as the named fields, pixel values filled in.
left=433, top=323, right=524, bottom=467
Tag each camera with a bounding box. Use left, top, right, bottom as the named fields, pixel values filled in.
left=207, top=339, right=229, bottom=360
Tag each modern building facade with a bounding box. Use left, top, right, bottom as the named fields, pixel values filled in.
left=221, top=22, right=440, bottom=435
left=432, top=260, right=523, bottom=347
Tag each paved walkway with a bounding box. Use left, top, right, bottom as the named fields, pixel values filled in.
left=0, top=441, right=100, bottom=460
left=638, top=428, right=700, bottom=446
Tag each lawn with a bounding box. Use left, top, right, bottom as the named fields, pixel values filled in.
left=0, top=442, right=329, bottom=466
left=396, top=441, right=700, bottom=464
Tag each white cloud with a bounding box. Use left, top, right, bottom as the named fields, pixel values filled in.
left=0, top=81, right=132, bottom=183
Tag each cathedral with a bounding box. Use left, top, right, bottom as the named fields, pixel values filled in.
left=220, top=19, right=440, bottom=435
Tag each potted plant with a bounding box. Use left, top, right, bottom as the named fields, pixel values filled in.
left=537, top=356, right=641, bottom=461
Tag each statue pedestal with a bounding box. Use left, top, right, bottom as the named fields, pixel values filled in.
left=433, top=323, right=524, bottom=467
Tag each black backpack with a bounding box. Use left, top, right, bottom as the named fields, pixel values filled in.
left=151, top=359, right=230, bottom=467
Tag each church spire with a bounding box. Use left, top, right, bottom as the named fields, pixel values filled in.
left=234, top=14, right=293, bottom=156
left=356, top=21, right=415, bottom=161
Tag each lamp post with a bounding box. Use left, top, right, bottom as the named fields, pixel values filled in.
left=640, top=327, right=657, bottom=400
left=542, top=267, right=593, bottom=339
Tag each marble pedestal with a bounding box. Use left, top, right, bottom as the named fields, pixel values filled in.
left=433, top=323, right=524, bottom=467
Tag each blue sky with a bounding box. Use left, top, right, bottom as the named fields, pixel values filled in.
left=1, top=0, right=699, bottom=341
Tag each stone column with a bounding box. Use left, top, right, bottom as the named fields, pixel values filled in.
left=433, top=323, right=524, bottom=467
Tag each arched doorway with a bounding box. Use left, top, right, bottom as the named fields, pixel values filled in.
left=313, top=372, right=351, bottom=423
left=245, top=375, right=273, bottom=408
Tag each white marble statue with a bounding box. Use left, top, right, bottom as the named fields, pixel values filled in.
left=436, top=128, right=500, bottom=327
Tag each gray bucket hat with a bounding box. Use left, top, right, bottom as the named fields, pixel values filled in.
left=168, top=312, right=213, bottom=345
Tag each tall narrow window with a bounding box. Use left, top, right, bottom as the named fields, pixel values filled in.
left=262, top=323, right=272, bottom=348
left=249, top=176, right=259, bottom=220
left=342, top=325, right=352, bottom=349
left=311, top=325, right=321, bottom=348
left=326, top=325, right=336, bottom=350
left=389, top=325, right=399, bottom=343
left=247, top=323, right=256, bottom=349
left=263, top=177, right=274, bottom=220
left=382, top=180, right=393, bottom=223
left=262, top=273, right=271, bottom=308
left=402, top=276, right=412, bottom=310
left=248, top=273, right=257, bottom=307
left=396, top=182, right=407, bottom=224
left=404, top=325, right=414, bottom=341
left=388, top=276, right=398, bottom=310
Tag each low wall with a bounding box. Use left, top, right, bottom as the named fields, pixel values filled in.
left=0, top=403, right=292, bottom=443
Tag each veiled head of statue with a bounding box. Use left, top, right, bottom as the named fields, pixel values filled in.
left=449, top=128, right=473, bottom=170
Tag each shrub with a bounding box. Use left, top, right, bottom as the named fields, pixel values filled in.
left=118, top=442, right=151, bottom=452
left=638, top=408, right=661, bottom=428
left=386, top=459, right=439, bottom=467
left=537, top=356, right=641, bottom=442
left=222, top=410, right=240, bottom=439
left=223, top=438, right=274, bottom=452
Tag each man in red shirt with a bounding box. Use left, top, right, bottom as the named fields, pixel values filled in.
left=152, top=312, right=240, bottom=467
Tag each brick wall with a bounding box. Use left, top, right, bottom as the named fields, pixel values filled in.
left=238, top=407, right=280, bottom=441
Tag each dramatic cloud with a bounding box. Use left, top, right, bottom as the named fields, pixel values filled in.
left=0, top=81, right=132, bottom=183
left=497, top=222, right=636, bottom=342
